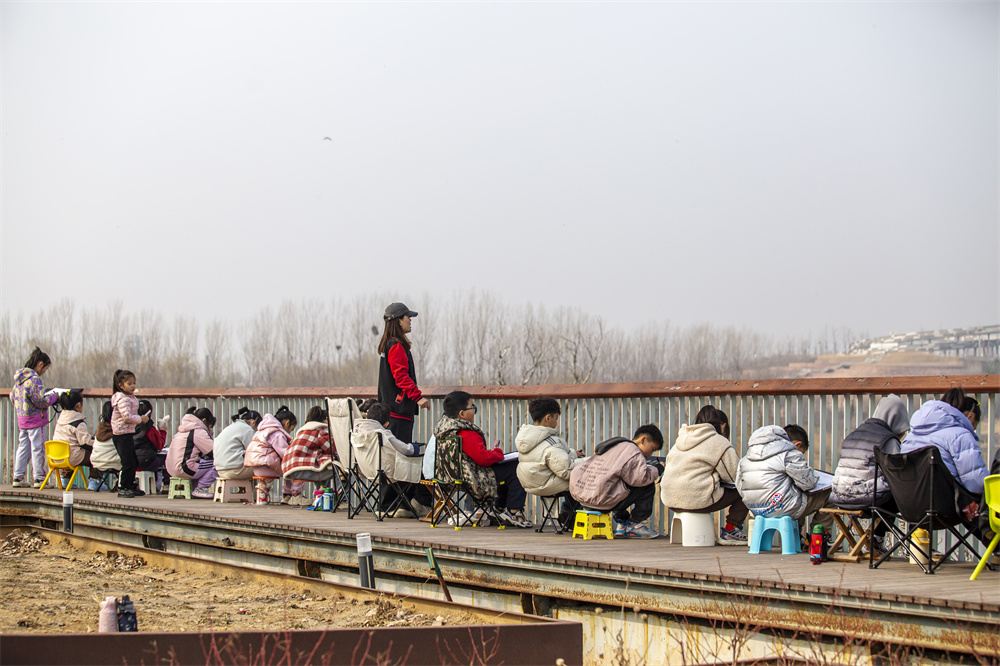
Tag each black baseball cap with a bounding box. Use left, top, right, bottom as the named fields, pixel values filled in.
left=384, top=302, right=418, bottom=321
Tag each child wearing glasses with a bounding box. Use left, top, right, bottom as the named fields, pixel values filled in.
left=433, top=391, right=532, bottom=528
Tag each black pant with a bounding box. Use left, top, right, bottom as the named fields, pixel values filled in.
left=554, top=490, right=582, bottom=529
left=610, top=483, right=656, bottom=524
left=491, top=460, right=526, bottom=511
left=112, top=433, right=139, bottom=490
left=387, top=416, right=414, bottom=443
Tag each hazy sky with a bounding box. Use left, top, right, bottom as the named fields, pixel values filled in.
left=2, top=1, right=997, bottom=340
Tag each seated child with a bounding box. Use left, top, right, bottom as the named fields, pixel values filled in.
left=515, top=397, right=583, bottom=530
left=244, top=406, right=307, bottom=504
left=433, top=391, right=532, bottom=528
left=660, top=405, right=748, bottom=545
left=570, top=424, right=664, bottom=539
left=353, top=401, right=432, bottom=518
left=830, top=395, right=909, bottom=551
left=89, top=401, right=122, bottom=492
left=281, top=406, right=336, bottom=507
left=736, top=425, right=833, bottom=539
left=215, top=407, right=262, bottom=480
left=53, top=391, right=94, bottom=471
left=165, top=407, right=218, bottom=499
left=134, top=400, right=168, bottom=484
left=900, top=388, right=990, bottom=544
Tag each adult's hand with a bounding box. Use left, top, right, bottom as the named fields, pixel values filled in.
left=417, top=397, right=430, bottom=410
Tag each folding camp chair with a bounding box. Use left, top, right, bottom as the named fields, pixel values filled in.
left=326, top=397, right=363, bottom=515
left=350, top=429, right=423, bottom=521
left=429, top=431, right=505, bottom=529
left=530, top=491, right=571, bottom=534
left=870, top=446, right=991, bottom=574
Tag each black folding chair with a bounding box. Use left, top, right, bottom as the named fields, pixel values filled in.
left=871, top=446, right=989, bottom=574
left=531, top=491, right=572, bottom=534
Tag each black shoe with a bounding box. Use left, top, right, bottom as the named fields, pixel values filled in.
left=118, top=488, right=136, bottom=498
left=130, top=487, right=146, bottom=497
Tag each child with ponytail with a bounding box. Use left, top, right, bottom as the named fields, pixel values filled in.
left=111, top=369, right=149, bottom=498
left=244, top=406, right=307, bottom=504
left=12, top=348, right=58, bottom=487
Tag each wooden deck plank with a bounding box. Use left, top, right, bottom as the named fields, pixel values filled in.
left=9, top=487, right=999, bottom=609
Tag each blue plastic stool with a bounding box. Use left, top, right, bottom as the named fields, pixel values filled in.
left=749, top=515, right=801, bottom=555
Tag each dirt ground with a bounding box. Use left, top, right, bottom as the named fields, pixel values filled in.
left=0, top=530, right=481, bottom=634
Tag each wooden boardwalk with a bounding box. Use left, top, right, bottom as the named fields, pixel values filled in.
left=5, top=486, right=998, bottom=613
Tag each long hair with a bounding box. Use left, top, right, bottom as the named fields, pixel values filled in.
left=377, top=318, right=411, bottom=355
left=24, top=347, right=51, bottom=370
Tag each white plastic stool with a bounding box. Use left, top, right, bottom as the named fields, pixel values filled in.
left=135, top=471, right=156, bottom=495
left=670, top=512, right=716, bottom=547
left=214, top=477, right=254, bottom=503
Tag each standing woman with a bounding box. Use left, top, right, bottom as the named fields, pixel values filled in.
left=377, top=302, right=430, bottom=443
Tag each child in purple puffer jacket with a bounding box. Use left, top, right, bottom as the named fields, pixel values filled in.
left=11, top=348, right=58, bottom=487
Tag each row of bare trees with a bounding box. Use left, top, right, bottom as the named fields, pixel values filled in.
left=1, top=293, right=853, bottom=389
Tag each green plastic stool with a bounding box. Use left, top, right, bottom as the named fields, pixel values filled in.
left=168, top=477, right=193, bottom=499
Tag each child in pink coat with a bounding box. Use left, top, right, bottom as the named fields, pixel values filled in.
left=166, top=407, right=218, bottom=499
left=244, top=406, right=304, bottom=503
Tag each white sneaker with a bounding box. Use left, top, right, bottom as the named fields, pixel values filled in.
left=410, top=500, right=432, bottom=517
left=32, top=480, right=43, bottom=489
left=286, top=494, right=312, bottom=507
left=12, top=479, right=27, bottom=488
left=280, top=495, right=292, bottom=505
left=391, top=508, right=416, bottom=519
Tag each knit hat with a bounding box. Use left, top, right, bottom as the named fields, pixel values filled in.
left=873, top=394, right=910, bottom=436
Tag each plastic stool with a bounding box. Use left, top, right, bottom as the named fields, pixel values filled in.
left=214, top=477, right=254, bottom=503
left=670, top=512, right=716, bottom=547
left=135, top=471, right=156, bottom=496
left=167, top=477, right=193, bottom=500
left=572, top=510, right=614, bottom=540
left=749, top=515, right=801, bottom=554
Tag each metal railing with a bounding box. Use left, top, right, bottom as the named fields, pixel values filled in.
left=3, top=376, right=996, bottom=481
left=2, top=376, right=996, bottom=556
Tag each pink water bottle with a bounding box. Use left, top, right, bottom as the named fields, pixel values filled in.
left=99, top=596, right=118, bottom=632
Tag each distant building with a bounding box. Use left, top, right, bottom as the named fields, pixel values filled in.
left=848, top=325, right=1000, bottom=359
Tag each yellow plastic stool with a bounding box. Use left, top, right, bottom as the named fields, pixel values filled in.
left=168, top=477, right=193, bottom=499
left=572, top=509, right=614, bottom=540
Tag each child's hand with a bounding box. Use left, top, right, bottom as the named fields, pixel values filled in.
left=140, top=414, right=150, bottom=423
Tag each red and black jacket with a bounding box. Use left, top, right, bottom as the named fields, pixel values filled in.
left=378, top=339, right=422, bottom=421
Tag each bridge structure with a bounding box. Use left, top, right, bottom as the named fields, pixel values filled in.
left=1, top=375, right=998, bottom=665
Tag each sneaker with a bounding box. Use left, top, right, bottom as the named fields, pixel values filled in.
left=391, top=507, right=417, bottom=519
left=118, top=488, right=137, bottom=498
left=280, top=495, right=292, bottom=505
left=614, top=519, right=629, bottom=537
left=191, top=486, right=214, bottom=499
left=286, top=494, right=312, bottom=507
left=87, top=479, right=101, bottom=492
left=32, top=480, right=43, bottom=489
left=623, top=521, right=659, bottom=539
left=504, top=508, right=533, bottom=529
left=12, top=478, right=27, bottom=488
left=410, top=499, right=432, bottom=518
left=718, top=525, right=748, bottom=546
left=447, top=509, right=489, bottom=527
left=130, top=487, right=146, bottom=497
